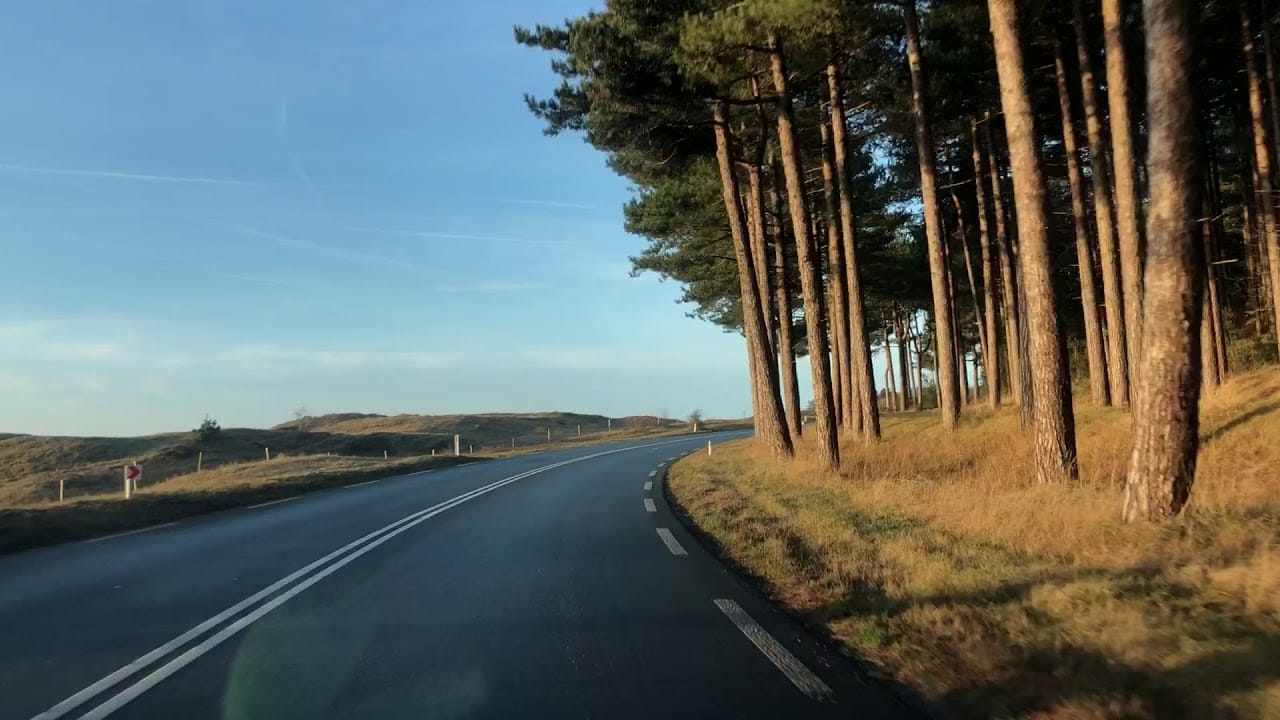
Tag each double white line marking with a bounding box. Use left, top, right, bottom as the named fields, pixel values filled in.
left=34, top=436, right=699, bottom=720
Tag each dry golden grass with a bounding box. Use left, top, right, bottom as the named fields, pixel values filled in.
left=0, top=453, right=466, bottom=555
left=669, top=366, right=1280, bottom=719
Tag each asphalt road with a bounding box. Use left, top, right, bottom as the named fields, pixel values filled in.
left=0, top=432, right=917, bottom=719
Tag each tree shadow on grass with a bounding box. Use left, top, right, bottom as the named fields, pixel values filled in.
left=939, top=630, right=1280, bottom=719
left=815, top=563, right=1280, bottom=719
left=1202, top=401, right=1280, bottom=443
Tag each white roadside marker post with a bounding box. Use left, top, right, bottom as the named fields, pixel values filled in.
left=707, top=440, right=712, bottom=456
left=197, top=451, right=203, bottom=472
left=265, top=448, right=271, bottom=461
left=383, top=450, right=388, bottom=460
left=59, top=477, right=64, bottom=503
left=453, top=434, right=461, bottom=456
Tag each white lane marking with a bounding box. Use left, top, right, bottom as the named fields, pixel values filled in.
left=406, top=469, right=435, bottom=477
left=343, top=480, right=378, bottom=489
left=644, top=498, right=657, bottom=512
left=656, top=528, right=687, bottom=556
left=648, top=470, right=657, bottom=478
left=245, top=496, right=300, bottom=510
left=668, top=456, right=677, bottom=461
left=713, top=599, right=834, bottom=702
left=39, top=434, right=707, bottom=720
left=658, top=462, right=666, bottom=467
left=455, top=462, right=476, bottom=468
left=78, top=523, right=179, bottom=545
left=643, top=481, right=653, bottom=491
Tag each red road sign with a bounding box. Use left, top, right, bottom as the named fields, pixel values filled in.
left=125, top=464, right=141, bottom=481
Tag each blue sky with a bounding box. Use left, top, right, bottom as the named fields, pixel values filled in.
left=0, top=0, right=945, bottom=437
left=0, top=0, right=779, bottom=436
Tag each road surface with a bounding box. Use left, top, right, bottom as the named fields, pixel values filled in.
left=0, top=432, right=917, bottom=719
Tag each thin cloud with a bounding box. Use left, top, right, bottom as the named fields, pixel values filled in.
left=344, top=225, right=568, bottom=247
left=436, top=282, right=550, bottom=293
left=225, top=224, right=432, bottom=274
left=490, top=196, right=600, bottom=210
left=206, top=272, right=318, bottom=289
left=0, top=163, right=262, bottom=186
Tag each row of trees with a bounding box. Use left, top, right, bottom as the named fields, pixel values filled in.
left=518, top=0, right=1278, bottom=521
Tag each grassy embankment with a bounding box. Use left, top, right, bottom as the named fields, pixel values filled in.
left=669, top=367, right=1280, bottom=719
left=0, top=411, right=744, bottom=554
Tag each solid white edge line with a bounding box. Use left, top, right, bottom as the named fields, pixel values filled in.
left=245, top=496, right=300, bottom=510
left=343, top=480, right=378, bottom=489
left=713, top=598, right=834, bottom=702
left=655, top=528, right=686, bottom=556
left=643, top=481, right=653, bottom=491
left=658, top=462, right=665, bottom=467
left=78, top=523, right=179, bottom=545
left=39, top=434, right=710, bottom=720
left=644, top=498, right=657, bottom=512
left=406, top=469, right=435, bottom=477
left=647, top=470, right=656, bottom=478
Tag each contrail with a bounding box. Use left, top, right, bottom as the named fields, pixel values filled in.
left=436, top=282, right=550, bottom=293
left=225, top=224, right=431, bottom=273
left=0, top=163, right=262, bottom=186
left=344, top=226, right=568, bottom=247
left=490, top=196, right=600, bottom=210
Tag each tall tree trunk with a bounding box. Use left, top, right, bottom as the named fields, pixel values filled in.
left=1201, top=209, right=1221, bottom=391
left=972, top=121, right=1002, bottom=408
left=1073, top=0, right=1131, bottom=404
left=713, top=101, right=793, bottom=459
left=1243, top=0, right=1280, bottom=355
left=986, top=113, right=1024, bottom=404
left=912, top=312, right=927, bottom=409
left=746, top=166, right=777, bottom=354
left=1103, top=0, right=1147, bottom=386
left=768, top=35, right=840, bottom=470
left=1203, top=194, right=1228, bottom=381
left=1055, top=42, right=1110, bottom=406
left=897, top=311, right=913, bottom=410
left=1203, top=141, right=1230, bottom=378
left=1123, top=0, right=1201, bottom=522
left=773, top=237, right=804, bottom=442
left=905, top=1, right=961, bottom=429
left=1201, top=289, right=1219, bottom=391
left=828, top=63, right=880, bottom=440
left=883, top=323, right=898, bottom=412
left=1241, top=160, right=1269, bottom=336
left=987, top=0, right=1080, bottom=484
left=952, top=188, right=991, bottom=389
left=1264, top=0, right=1280, bottom=174
left=819, top=120, right=852, bottom=435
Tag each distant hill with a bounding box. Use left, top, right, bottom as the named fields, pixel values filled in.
left=0, top=411, right=684, bottom=507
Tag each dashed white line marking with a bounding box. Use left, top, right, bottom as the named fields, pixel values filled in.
left=648, top=470, right=657, bottom=478
left=454, top=462, right=476, bottom=468
left=406, top=469, right=435, bottom=477
left=643, top=481, right=653, bottom=491
left=78, top=522, right=179, bottom=545
left=668, top=456, right=677, bottom=461
left=658, top=462, right=666, bottom=467
left=656, top=528, right=687, bottom=556
left=344, top=480, right=378, bottom=489
left=644, top=498, right=657, bottom=512
left=37, top=434, right=707, bottom=720
left=713, top=598, right=834, bottom=702
left=246, top=496, right=300, bottom=510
